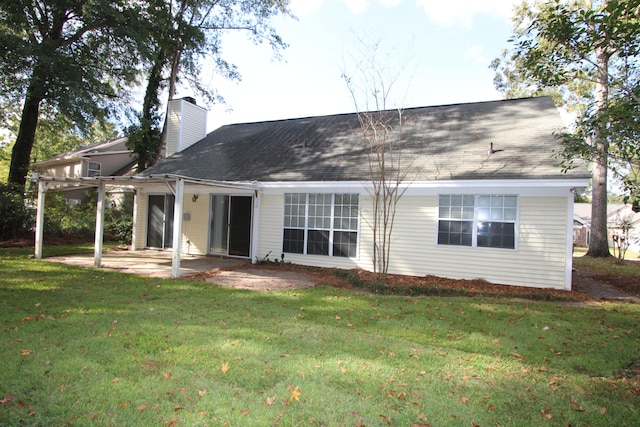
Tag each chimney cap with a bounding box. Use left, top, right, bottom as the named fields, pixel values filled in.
left=181, top=96, right=197, bottom=105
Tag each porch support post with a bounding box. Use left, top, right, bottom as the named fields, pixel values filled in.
left=94, top=180, right=106, bottom=268
left=171, top=178, right=184, bottom=278
left=34, top=180, right=46, bottom=259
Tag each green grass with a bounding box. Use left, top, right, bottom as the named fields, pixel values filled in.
left=1, top=246, right=639, bottom=426
left=574, top=251, right=640, bottom=277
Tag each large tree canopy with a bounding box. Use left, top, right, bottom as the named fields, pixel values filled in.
left=0, top=0, right=145, bottom=190
left=492, top=0, right=640, bottom=257
left=127, top=0, right=292, bottom=171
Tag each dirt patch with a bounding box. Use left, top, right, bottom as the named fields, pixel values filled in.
left=198, top=268, right=317, bottom=291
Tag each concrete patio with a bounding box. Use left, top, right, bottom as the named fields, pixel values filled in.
left=44, top=250, right=249, bottom=278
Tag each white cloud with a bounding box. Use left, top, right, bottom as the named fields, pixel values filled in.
left=379, top=0, right=403, bottom=7
left=344, top=0, right=369, bottom=14
left=416, top=0, right=518, bottom=29
left=289, top=0, right=325, bottom=16
left=463, top=45, right=488, bottom=65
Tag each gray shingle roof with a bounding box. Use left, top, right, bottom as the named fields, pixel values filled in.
left=142, top=97, right=590, bottom=182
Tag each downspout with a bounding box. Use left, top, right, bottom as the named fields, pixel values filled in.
left=565, top=190, right=576, bottom=291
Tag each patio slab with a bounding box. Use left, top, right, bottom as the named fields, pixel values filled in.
left=44, top=250, right=249, bottom=278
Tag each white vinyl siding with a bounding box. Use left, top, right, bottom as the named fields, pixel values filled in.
left=133, top=192, right=147, bottom=250
left=181, top=194, right=209, bottom=255
left=384, top=196, right=568, bottom=289
left=165, top=99, right=207, bottom=157
left=257, top=193, right=569, bottom=289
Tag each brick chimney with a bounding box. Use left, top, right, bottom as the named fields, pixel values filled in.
left=164, top=97, right=207, bottom=158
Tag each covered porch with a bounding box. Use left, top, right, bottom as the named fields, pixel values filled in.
left=33, top=174, right=258, bottom=278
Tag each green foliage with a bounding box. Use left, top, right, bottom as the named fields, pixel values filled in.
left=42, top=190, right=133, bottom=243
left=254, top=251, right=287, bottom=265
left=43, top=191, right=97, bottom=238
left=128, top=0, right=293, bottom=171
left=0, top=183, right=34, bottom=240
left=0, top=0, right=147, bottom=187
left=496, top=0, right=640, bottom=257
left=105, top=193, right=134, bottom=244
left=0, top=249, right=639, bottom=425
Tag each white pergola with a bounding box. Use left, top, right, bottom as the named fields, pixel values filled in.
left=33, top=174, right=256, bottom=278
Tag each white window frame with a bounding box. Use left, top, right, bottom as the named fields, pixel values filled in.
left=87, top=161, right=102, bottom=177
left=283, top=193, right=359, bottom=258
left=437, top=194, right=518, bottom=250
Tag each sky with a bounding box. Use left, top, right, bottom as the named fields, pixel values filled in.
left=196, top=0, right=522, bottom=132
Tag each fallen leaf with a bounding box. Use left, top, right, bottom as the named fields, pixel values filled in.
left=265, top=397, right=275, bottom=406
left=166, top=419, right=178, bottom=427
left=163, top=372, right=172, bottom=379
left=600, top=407, right=607, bottom=415
left=221, top=362, right=230, bottom=374
left=111, top=378, right=120, bottom=384
left=20, top=350, right=32, bottom=356
left=570, top=400, right=585, bottom=412
left=198, top=390, right=207, bottom=397
left=198, top=411, right=208, bottom=416
left=487, top=404, right=495, bottom=412
left=290, top=386, right=301, bottom=402
left=0, top=395, right=15, bottom=405
left=273, top=409, right=286, bottom=424
left=137, top=403, right=149, bottom=411
left=174, top=407, right=183, bottom=412
left=120, top=402, right=129, bottom=407
left=240, top=408, right=250, bottom=415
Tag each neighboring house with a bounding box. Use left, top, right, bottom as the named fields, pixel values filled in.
left=33, top=137, right=136, bottom=205
left=574, top=203, right=640, bottom=252
left=125, top=96, right=589, bottom=290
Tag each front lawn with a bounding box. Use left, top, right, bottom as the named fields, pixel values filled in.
left=1, top=246, right=639, bottom=426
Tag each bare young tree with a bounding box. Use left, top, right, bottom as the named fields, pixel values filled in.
left=342, top=36, right=416, bottom=280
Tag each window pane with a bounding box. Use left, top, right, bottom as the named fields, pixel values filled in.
left=334, top=231, right=357, bottom=257
left=307, top=230, right=330, bottom=255
left=283, top=229, right=304, bottom=253
left=437, top=220, right=473, bottom=246
left=477, top=222, right=515, bottom=249
left=504, top=196, right=517, bottom=208
left=504, top=208, right=517, bottom=221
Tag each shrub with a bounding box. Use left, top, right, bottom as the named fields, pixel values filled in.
left=0, top=183, right=35, bottom=240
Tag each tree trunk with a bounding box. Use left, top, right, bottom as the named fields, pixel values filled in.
left=586, top=46, right=611, bottom=257
left=8, top=92, right=42, bottom=192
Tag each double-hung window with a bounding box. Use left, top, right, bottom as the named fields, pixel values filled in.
left=87, top=162, right=102, bottom=177
left=438, top=194, right=517, bottom=249
left=283, top=193, right=359, bottom=257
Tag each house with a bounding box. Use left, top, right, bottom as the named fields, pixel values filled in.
left=33, top=136, right=136, bottom=205
left=121, top=96, right=590, bottom=290
left=574, top=203, right=640, bottom=252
